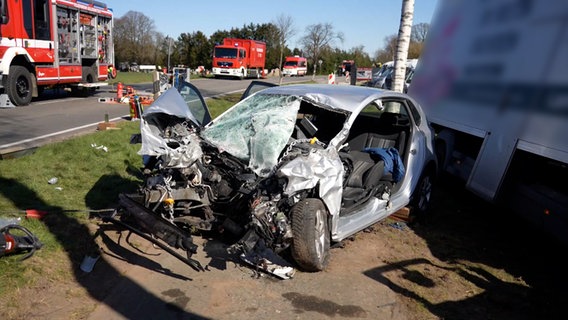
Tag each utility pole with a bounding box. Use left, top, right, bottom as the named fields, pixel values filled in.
left=167, top=37, right=172, bottom=73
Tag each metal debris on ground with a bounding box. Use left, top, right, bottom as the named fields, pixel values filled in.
left=388, top=221, right=407, bottom=231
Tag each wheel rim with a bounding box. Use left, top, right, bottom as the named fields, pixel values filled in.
left=417, top=176, right=432, bottom=211
left=16, top=76, right=30, bottom=98
left=314, top=208, right=326, bottom=260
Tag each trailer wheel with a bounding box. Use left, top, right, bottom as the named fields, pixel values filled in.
left=6, top=65, right=33, bottom=106
left=291, top=198, right=330, bottom=272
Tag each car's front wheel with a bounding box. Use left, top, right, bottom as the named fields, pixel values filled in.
left=6, top=65, right=33, bottom=106
left=291, top=198, right=330, bottom=272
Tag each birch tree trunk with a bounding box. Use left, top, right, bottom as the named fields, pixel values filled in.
left=392, top=0, right=415, bottom=93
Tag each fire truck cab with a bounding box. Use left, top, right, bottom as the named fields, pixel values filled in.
left=0, top=0, right=114, bottom=107
left=282, top=56, right=307, bottom=77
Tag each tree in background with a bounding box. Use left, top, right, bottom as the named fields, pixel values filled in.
left=114, top=11, right=159, bottom=66
left=176, top=31, right=212, bottom=70
left=112, top=10, right=427, bottom=77
left=254, top=23, right=280, bottom=71
left=273, top=14, right=296, bottom=84
left=300, top=23, right=344, bottom=79
left=411, top=22, right=430, bottom=43
left=374, top=27, right=424, bottom=65
left=349, top=45, right=373, bottom=70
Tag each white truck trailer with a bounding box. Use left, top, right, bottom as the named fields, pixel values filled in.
left=409, top=0, right=568, bottom=243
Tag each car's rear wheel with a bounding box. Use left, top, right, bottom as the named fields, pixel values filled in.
left=291, top=198, right=330, bottom=271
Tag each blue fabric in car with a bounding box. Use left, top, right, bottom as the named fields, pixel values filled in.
left=363, top=147, right=405, bottom=183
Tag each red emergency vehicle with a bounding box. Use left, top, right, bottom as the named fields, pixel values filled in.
left=212, top=38, right=265, bottom=80
left=282, top=56, right=307, bottom=77
left=0, top=0, right=114, bottom=107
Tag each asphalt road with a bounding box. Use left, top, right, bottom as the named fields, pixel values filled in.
left=0, top=75, right=327, bottom=158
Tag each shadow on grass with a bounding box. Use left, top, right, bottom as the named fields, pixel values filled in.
left=84, top=173, right=140, bottom=210
left=0, top=176, right=210, bottom=319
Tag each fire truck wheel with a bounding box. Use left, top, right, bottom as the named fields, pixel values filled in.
left=6, top=65, right=33, bottom=106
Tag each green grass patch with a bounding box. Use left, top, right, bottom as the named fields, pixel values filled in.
left=0, top=82, right=312, bottom=300
left=0, top=120, right=143, bottom=296
left=110, top=71, right=153, bottom=85
left=0, top=91, right=241, bottom=299
left=206, top=93, right=241, bottom=118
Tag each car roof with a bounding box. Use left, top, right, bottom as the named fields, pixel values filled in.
left=257, top=84, right=408, bottom=113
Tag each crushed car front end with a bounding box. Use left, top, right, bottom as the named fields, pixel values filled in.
left=117, top=83, right=350, bottom=277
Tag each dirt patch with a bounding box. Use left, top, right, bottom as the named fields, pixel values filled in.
left=2, top=177, right=567, bottom=319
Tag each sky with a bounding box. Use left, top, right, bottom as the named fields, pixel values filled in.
left=106, top=0, right=439, bottom=56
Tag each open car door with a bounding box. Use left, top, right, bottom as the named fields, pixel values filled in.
left=177, top=80, right=212, bottom=126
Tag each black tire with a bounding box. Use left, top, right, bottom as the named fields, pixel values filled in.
left=291, top=198, right=330, bottom=272
left=6, top=65, right=33, bottom=106
left=410, top=170, right=434, bottom=219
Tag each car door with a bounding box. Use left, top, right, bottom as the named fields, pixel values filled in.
left=177, top=80, right=212, bottom=126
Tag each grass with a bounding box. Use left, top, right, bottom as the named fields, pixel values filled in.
left=109, top=71, right=210, bottom=85
left=0, top=89, right=242, bottom=300
left=207, top=93, right=241, bottom=118
left=0, top=78, right=320, bottom=304
left=0, top=121, right=142, bottom=296
left=109, top=71, right=153, bottom=85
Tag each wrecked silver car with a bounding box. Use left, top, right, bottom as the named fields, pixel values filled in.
left=116, top=81, right=437, bottom=278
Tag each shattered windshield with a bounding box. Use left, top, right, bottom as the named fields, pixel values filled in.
left=201, top=94, right=300, bottom=176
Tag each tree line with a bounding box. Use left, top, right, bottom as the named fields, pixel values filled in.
left=113, top=11, right=429, bottom=74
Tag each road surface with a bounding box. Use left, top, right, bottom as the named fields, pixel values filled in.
left=0, top=75, right=327, bottom=158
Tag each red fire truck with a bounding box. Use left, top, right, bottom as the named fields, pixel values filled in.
left=0, top=0, right=114, bottom=107
left=212, top=38, right=265, bottom=80
left=282, top=56, right=307, bottom=77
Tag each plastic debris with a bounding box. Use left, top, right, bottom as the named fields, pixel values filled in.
left=80, top=254, right=100, bottom=272
left=48, top=177, right=58, bottom=184
left=91, top=143, right=108, bottom=152
left=25, top=209, right=48, bottom=219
